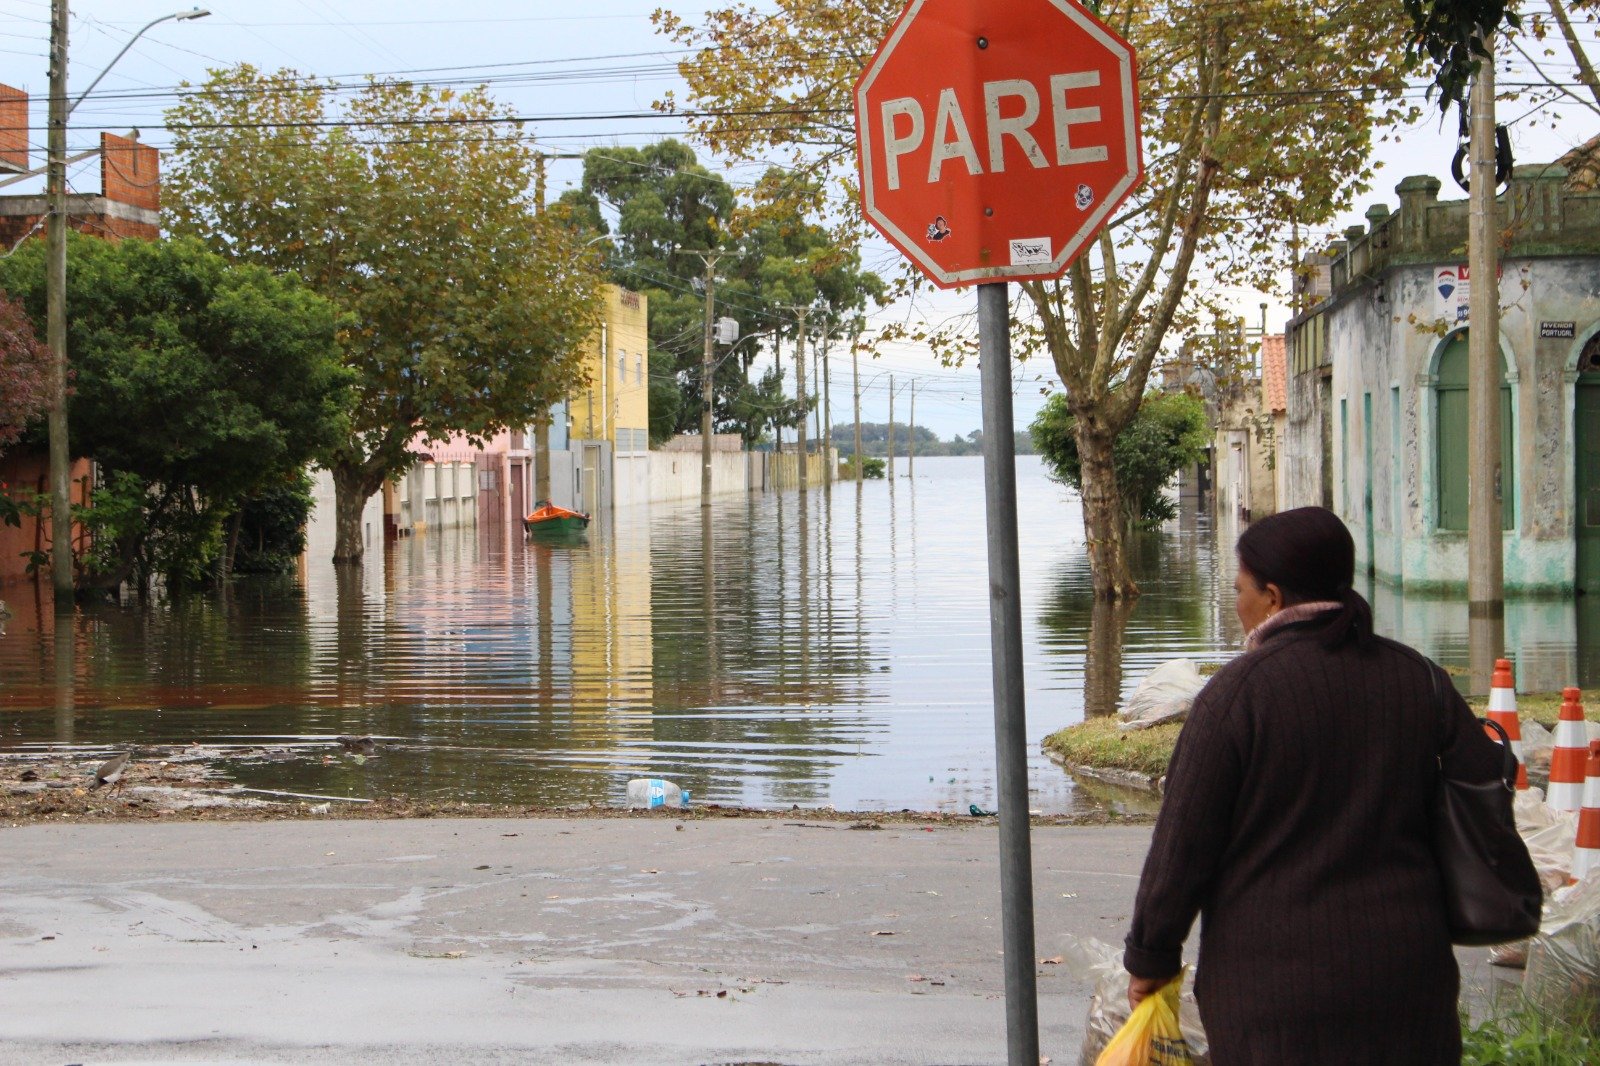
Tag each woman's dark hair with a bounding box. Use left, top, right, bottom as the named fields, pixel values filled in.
left=1236, top=506, right=1374, bottom=648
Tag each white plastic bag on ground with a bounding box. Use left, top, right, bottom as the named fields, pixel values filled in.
left=1520, top=720, right=1554, bottom=785
left=1492, top=788, right=1578, bottom=967
left=1514, top=789, right=1579, bottom=892
left=1119, top=660, right=1207, bottom=732
left=1522, top=875, right=1600, bottom=1027
left=1061, top=935, right=1210, bottom=1066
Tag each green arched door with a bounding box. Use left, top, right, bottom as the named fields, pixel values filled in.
left=1435, top=332, right=1513, bottom=531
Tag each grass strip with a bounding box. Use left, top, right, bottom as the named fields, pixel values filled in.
left=1046, top=690, right=1589, bottom=781
left=1042, top=718, right=1182, bottom=779
left=1461, top=1002, right=1597, bottom=1065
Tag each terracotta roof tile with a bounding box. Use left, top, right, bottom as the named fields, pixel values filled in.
left=1260, top=334, right=1287, bottom=414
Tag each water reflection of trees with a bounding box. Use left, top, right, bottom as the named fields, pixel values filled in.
left=1036, top=520, right=1232, bottom=721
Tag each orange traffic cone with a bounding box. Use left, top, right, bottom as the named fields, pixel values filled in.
left=1573, top=740, right=1600, bottom=882
left=1549, top=688, right=1589, bottom=812
left=1486, top=659, right=1529, bottom=791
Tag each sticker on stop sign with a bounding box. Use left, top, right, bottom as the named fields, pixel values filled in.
left=855, top=0, right=1143, bottom=288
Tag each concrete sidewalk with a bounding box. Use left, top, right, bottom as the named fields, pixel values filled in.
left=0, top=817, right=1156, bottom=1065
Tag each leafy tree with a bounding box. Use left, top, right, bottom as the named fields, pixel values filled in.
left=558, top=143, right=883, bottom=442
left=1404, top=1, right=1520, bottom=115
left=0, top=291, right=48, bottom=456
left=647, top=349, right=685, bottom=444
left=0, top=234, right=349, bottom=590
left=840, top=454, right=886, bottom=479
left=1502, top=3, right=1600, bottom=161
left=657, top=0, right=1414, bottom=599
left=233, top=469, right=316, bottom=575
left=165, top=66, right=603, bottom=563
left=729, top=365, right=807, bottom=446
left=1031, top=391, right=1209, bottom=533
left=831, top=423, right=1036, bottom=457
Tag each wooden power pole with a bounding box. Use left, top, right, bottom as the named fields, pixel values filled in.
left=887, top=375, right=896, bottom=481
left=909, top=379, right=916, bottom=479
left=46, top=0, right=71, bottom=604
left=691, top=251, right=723, bottom=507
left=1467, top=42, right=1504, bottom=692
left=783, top=305, right=812, bottom=494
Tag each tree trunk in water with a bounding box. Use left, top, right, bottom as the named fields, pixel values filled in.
left=1076, top=423, right=1139, bottom=600
left=332, top=463, right=379, bottom=565
left=1083, top=597, right=1134, bottom=719
left=220, top=508, right=243, bottom=581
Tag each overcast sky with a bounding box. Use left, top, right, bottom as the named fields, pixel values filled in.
left=2, top=1, right=1590, bottom=438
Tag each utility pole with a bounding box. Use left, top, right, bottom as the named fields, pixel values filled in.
left=786, top=305, right=812, bottom=494
left=821, top=335, right=831, bottom=486
left=1467, top=39, right=1504, bottom=692
left=688, top=251, right=723, bottom=507
left=909, top=379, right=916, bottom=480
left=852, top=333, right=863, bottom=482
left=46, top=0, right=71, bottom=605
left=813, top=349, right=821, bottom=444
left=533, top=154, right=550, bottom=507
left=42, top=4, right=209, bottom=602
left=887, top=375, right=896, bottom=481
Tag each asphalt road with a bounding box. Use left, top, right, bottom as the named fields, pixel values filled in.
left=0, top=817, right=1160, bottom=1065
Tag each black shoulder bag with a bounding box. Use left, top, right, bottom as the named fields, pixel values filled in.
left=1430, top=670, right=1543, bottom=946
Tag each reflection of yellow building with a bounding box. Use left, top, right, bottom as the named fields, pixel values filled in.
left=570, top=285, right=650, bottom=511
left=567, top=519, right=654, bottom=718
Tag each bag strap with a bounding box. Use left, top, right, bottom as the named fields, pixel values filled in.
left=1431, top=663, right=1518, bottom=790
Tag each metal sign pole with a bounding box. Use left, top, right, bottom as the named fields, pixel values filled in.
left=977, top=281, right=1040, bottom=1065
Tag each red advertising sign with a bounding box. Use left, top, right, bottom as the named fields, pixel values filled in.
left=855, top=0, right=1143, bottom=288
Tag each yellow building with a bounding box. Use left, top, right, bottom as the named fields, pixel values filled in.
left=570, top=285, right=650, bottom=511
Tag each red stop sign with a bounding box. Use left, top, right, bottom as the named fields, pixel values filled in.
left=855, top=0, right=1143, bottom=289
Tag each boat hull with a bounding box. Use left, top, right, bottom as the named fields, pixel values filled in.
left=523, top=502, right=591, bottom=538
left=523, top=514, right=589, bottom=537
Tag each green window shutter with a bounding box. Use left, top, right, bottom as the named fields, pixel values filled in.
left=1500, top=385, right=1514, bottom=531
left=1433, top=333, right=1513, bottom=531
left=1438, top=386, right=1468, bottom=530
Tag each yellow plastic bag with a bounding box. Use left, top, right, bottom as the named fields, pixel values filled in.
left=1094, top=973, right=1195, bottom=1066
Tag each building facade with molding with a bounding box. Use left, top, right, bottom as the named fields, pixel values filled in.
left=1284, top=166, right=1600, bottom=597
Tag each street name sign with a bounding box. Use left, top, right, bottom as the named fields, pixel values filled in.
left=855, top=0, right=1143, bottom=288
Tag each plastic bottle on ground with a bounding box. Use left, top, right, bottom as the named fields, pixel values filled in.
left=626, top=778, right=690, bottom=809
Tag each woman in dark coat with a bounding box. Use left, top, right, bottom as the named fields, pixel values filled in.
left=1123, top=506, right=1507, bottom=1065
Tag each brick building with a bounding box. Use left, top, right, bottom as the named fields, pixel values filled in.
left=0, top=84, right=158, bottom=586
left=0, top=133, right=160, bottom=245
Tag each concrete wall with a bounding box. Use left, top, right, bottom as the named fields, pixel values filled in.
left=614, top=452, right=651, bottom=510
left=395, top=461, right=478, bottom=534
left=548, top=450, right=577, bottom=511
left=1283, top=365, right=1329, bottom=510
left=762, top=450, right=834, bottom=492
left=1211, top=394, right=1275, bottom=522
left=648, top=450, right=749, bottom=503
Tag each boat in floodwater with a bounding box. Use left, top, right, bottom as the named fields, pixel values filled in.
left=523, top=501, right=590, bottom=539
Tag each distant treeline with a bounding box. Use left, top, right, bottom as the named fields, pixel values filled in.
left=830, top=423, right=1036, bottom=457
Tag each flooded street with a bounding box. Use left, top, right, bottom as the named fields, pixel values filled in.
left=2, top=456, right=1596, bottom=812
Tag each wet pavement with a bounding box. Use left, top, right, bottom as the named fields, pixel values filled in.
left=0, top=817, right=1155, bottom=1065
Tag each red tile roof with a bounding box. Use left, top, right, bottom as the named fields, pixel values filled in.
left=1260, top=334, right=1287, bottom=414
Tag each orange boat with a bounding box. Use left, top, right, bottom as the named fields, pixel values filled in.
left=523, top=501, right=590, bottom=538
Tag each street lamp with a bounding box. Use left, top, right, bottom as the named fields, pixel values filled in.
left=70, top=9, right=210, bottom=116
left=45, top=5, right=209, bottom=604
